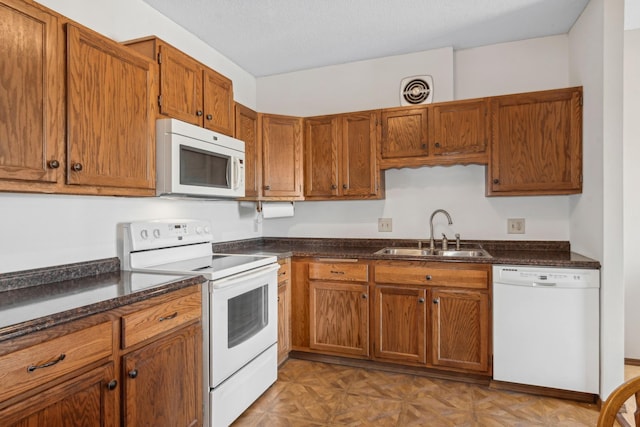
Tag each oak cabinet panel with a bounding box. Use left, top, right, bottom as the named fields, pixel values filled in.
left=277, top=258, right=292, bottom=365
left=122, top=322, right=202, bottom=427
left=67, top=24, right=155, bottom=191
left=235, top=103, right=260, bottom=198
left=125, top=36, right=234, bottom=136
left=0, top=0, right=62, bottom=188
left=0, top=363, right=118, bottom=427
left=341, top=112, right=380, bottom=197
left=431, top=99, right=488, bottom=159
left=309, top=281, right=369, bottom=357
left=304, top=116, right=340, bottom=197
left=260, top=114, right=304, bottom=198
left=487, top=87, right=582, bottom=196
left=373, top=285, right=426, bottom=364
left=380, top=107, right=429, bottom=161
left=431, top=289, right=490, bottom=373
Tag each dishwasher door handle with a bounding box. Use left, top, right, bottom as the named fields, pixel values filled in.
left=532, top=282, right=557, bottom=287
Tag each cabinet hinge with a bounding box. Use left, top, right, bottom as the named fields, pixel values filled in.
left=158, top=95, right=162, bottom=107
left=157, top=52, right=162, bottom=64
left=579, top=96, right=583, bottom=106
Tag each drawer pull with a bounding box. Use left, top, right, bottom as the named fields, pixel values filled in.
left=158, top=312, right=178, bottom=322
left=279, top=271, right=287, bottom=276
left=425, top=275, right=432, bottom=281
left=107, top=379, right=118, bottom=390
left=330, top=270, right=345, bottom=275
left=128, top=369, right=138, bottom=379
left=27, top=353, right=66, bottom=372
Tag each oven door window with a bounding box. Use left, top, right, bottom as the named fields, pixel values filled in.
left=180, top=145, right=230, bottom=188
left=227, top=284, right=268, bottom=348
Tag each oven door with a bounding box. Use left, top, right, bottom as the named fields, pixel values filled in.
left=210, top=263, right=279, bottom=388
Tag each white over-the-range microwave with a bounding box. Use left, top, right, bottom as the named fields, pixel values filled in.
left=156, top=118, right=245, bottom=198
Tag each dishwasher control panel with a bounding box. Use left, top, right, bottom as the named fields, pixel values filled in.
left=494, top=265, right=600, bottom=288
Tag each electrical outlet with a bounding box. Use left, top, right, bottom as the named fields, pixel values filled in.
left=378, top=218, right=392, bottom=232
left=507, top=218, right=525, bottom=234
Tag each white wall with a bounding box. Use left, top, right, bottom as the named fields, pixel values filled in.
left=0, top=0, right=262, bottom=273
left=624, top=28, right=640, bottom=359
left=259, top=36, right=572, bottom=241
left=569, top=0, right=625, bottom=399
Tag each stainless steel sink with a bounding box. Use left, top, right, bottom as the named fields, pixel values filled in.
left=374, top=247, right=491, bottom=258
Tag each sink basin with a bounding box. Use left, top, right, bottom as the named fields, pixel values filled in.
left=374, top=247, right=491, bottom=258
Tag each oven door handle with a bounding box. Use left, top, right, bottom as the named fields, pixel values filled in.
left=210, top=263, right=280, bottom=290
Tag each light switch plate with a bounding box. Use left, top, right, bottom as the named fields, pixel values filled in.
left=378, top=218, right=392, bottom=232
left=507, top=218, right=525, bottom=234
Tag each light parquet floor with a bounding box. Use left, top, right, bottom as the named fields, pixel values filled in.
left=233, top=359, right=601, bottom=426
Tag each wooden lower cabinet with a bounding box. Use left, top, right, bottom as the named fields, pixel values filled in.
left=431, top=288, right=490, bottom=373
left=122, top=323, right=201, bottom=427
left=0, top=363, right=118, bottom=427
left=372, top=284, right=426, bottom=364
left=277, top=258, right=292, bottom=365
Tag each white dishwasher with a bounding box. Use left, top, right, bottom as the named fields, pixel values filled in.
left=492, top=265, right=600, bottom=394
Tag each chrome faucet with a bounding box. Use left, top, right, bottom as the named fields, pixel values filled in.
left=429, top=209, right=453, bottom=251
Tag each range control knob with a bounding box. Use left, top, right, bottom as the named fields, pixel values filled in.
left=153, top=229, right=161, bottom=238
left=140, top=229, right=149, bottom=240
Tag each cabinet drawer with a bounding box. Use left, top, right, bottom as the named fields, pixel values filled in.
left=309, top=262, right=369, bottom=282
left=375, top=262, right=489, bottom=289
left=0, top=321, right=113, bottom=403
left=122, top=291, right=202, bottom=348
left=278, top=259, right=291, bottom=284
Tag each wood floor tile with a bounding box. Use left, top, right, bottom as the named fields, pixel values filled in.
left=232, top=359, right=601, bottom=426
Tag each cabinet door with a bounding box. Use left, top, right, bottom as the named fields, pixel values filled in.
left=203, top=68, right=234, bottom=135
left=67, top=24, right=154, bottom=190
left=373, top=285, right=426, bottom=364
left=0, top=363, right=118, bottom=427
left=261, top=114, right=303, bottom=198
left=432, top=99, right=488, bottom=158
left=0, top=0, right=62, bottom=185
left=122, top=323, right=202, bottom=427
left=304, top=116, right=340, bottom=197
left=341, top=112, right=379, bottom=196
left=309, top=281, right=369, bottom=357
left=235, top=103, right=260, bottom=198
left=430, top=289, right=490, bottom=373
left=380, top=107, right=429, bottom=160
left=488, top=87, right=582, bottom=196
left=157, top=44, right=203, bottom=126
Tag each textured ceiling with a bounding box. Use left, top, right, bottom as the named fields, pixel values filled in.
left=141, top=0, right=589, bottom=77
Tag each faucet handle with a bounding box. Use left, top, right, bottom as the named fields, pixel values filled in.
left=441, top=233, right=448, bottom=251
left=455, top=233, right=461, bottom=250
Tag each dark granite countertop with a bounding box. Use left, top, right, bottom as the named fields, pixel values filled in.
left=211, top=237, right=600, bottom=269
left=0, top=258, right=206, bottom=342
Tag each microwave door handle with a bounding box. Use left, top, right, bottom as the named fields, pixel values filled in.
left=232, top=158, right=240, bottom=190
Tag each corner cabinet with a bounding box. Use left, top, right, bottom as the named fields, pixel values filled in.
left=67, top=24, right=155, bottom=192
left=304, top=111, right=383, bottom=200
left=124, top=36, right=234, bottom=136
left=487, top=87, right=583, bottom=196
left=260, top=113, right=304, bottom=199
left=235, top=103, right=260, bottom=198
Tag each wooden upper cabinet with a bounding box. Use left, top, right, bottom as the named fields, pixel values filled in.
left=260, top=113, right=304, bottom=199
left=487, top=87, right=583, bottom=196
left=67, top=24, right=155, bottom=191
left=124, top=37, right=234, bottom=136
left=380, top=107, right=429, bottom=164
left=304, top=116, right=340, bottom=197
left=235, top=103, right=260, bottom=198
left=431, top=99, right=488, bottom=160
left=304, top=111, right=382, bottom=200
left=0, top=0, right=63, bottom=187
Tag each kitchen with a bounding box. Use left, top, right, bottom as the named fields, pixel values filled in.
left=0, top=0, right=635, bottom=425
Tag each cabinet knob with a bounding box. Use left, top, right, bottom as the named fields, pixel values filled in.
left=48, top=160, right=60, bottom=169
left=434, top=142, right=441, bottom=148
left=107, top=379, right=118, bottom=390
left=71, top=163, right=83, bottom=172
left=418, top=297, right=425, bottom=303
left=493, top=178, right=499, bottom=184
left=342, top=184, right=348, bottom=189
left=362, top=293, right=368, bottom=299
left=422, top=143, right=427, bottom=149
left=196, top=110, right=203, bottom=117
left=331, top=184, right=337, bottom=190
left=128, top=369, right=138, bottom=379
left=433, top=298, right=439, bottom=304
left=264, top=185, right=271, bottom=190
left=206, top=114, right=213, bottom=120
left=425, top=275, right=432, bottom=281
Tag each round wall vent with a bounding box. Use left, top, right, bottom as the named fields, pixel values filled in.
left=400, top=75, right=433, bottom=106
